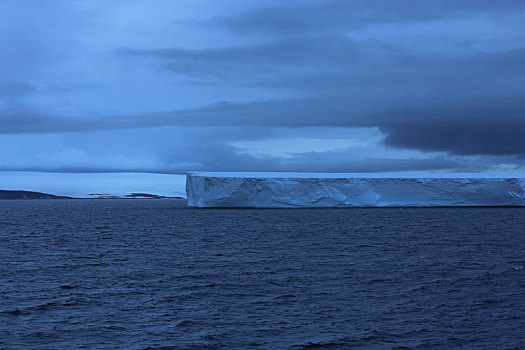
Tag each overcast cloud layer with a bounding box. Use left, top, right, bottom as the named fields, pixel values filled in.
left=1, top=0, right=525, bottom=174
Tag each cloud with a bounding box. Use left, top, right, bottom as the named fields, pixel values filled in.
left=0, top=126, right=462, bottom=174
left=3, top=92, right=525, bottom=159
left=0, top=81, right=37, bottom=108
left=210, top=0, right=525, bottom=35
left=118, top=11, right=525, bottom=159
left=121, top=36, right=525, bottom=92
left=121, top=35, right=362, bottom=69
left=2, top=1, right=525, bottom=174
left=379, top=101, right=525, bottom=156
left=0, top=81, right=36, bottom=98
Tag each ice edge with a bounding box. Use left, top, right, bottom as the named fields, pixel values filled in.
left=186, top=172, right=525, bottom=208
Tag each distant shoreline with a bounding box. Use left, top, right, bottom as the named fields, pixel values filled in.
left=0, top=190, right=184, bottom=200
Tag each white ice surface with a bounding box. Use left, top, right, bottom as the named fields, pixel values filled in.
left=0, top=172, right=186, bottom=198
left=186, top=172, right=525, bottom=207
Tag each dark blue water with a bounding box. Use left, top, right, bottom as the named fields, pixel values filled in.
left=1, top=200, right=524, bottom=349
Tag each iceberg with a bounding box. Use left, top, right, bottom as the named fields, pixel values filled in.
left=186, top=172, right=525, bottom=208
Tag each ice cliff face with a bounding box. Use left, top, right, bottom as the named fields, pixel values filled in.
left=186, top=172, right=525, bottom=208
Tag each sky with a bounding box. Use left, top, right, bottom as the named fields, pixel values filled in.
left=2, top=0, right=525, bottom=176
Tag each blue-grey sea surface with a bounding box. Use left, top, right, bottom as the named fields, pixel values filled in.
left=0, top=199, right=524, bottom=349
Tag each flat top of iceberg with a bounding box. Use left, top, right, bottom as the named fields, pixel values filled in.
left=188, top=172, right=525, bottom=179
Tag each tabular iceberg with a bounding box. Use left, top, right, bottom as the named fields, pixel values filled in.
left=186, top=172, right=525, bottom=208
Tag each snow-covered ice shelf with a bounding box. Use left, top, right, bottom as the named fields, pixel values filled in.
left=0, top=171, right=186, bottom=198
left=186, top=172, right=525, bottom=208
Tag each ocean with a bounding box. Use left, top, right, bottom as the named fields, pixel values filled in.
left=1, top=199, right=524, bottom=349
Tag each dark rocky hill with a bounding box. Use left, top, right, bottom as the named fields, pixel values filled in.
left=0, top=190, right=72, bottom=199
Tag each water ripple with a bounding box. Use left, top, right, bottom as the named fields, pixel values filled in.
left=0, top=200, right=524, bottom=349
